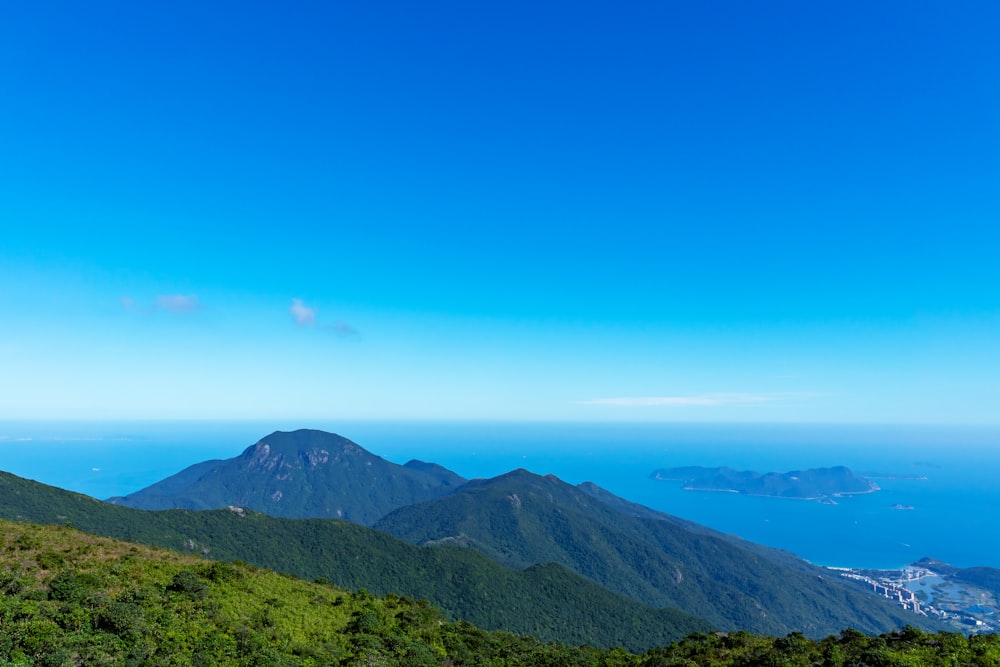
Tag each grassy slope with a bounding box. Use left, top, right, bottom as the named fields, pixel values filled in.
left=0, top=471, right=709, bottom=651
left=0, top=519, right=638, bottom=665
left=1, top=519, right=996, bottom=667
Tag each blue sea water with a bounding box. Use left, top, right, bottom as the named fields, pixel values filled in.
left=2, top=420, right=998, bottom=570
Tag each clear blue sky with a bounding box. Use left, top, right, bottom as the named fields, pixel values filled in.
left=2, top=1, right=998, bottom=423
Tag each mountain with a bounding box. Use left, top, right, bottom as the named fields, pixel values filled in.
left=576, top=480, right=829, bottom=574
left=649, top=465, right=878, bottom=500
left=107, top=429, right=466, bottom=525
left=0, top=518, right=677, bottom=664
left=0, top=470, right=709, bottom=650
left=100, top=428, right=932, bottom=637
left=374, top=469, right=929, bottom=637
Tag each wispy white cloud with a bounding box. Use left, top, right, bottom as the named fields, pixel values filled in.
left=323, top=321, right=359, bottom=337
left=289, top=298, right=317, bottom=327
left=290, top=299, right=359, bottom=337
left=155, top=294, right=200, bottom=314
left=580, top=393, right=804, bottom=407
left=121, top=294, right=200, bottom=315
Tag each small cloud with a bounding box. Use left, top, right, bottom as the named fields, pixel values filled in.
left=122, top=294, right=199, bottom=315
left=323, top=321, right=359, bottom=337
left=156, top=294, right=200, bottom=314
left=290, top=298, right=317, bottom=327
left=580, top=393, right=798, bottom=407
left=290, top=299, right=359, bottom=337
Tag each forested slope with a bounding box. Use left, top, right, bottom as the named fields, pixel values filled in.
left=107, top=429, right=466, bottom=524
left=0, top=519, right=995, bottom=667
left=376, top=469, right=930, bottom=637
left=0, top=471, right=708, bottom=650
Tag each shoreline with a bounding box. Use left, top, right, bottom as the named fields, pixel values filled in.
left=678, top=485, right=880, bottom=502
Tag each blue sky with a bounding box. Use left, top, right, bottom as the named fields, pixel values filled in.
left=1, top=1, right=998, bottom=422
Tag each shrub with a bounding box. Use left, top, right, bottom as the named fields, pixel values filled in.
left=168, top=570, right=209, bottom=599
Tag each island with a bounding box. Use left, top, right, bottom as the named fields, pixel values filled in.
left=649, top=465, right=878, bottom=501
left=860, top=471, right=929, bottom=481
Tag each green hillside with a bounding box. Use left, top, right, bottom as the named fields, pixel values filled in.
left=0, top=519, right=639, bottom=665
left=374, top=469, right=930, bottom=637
left=1, top=519, right=997, bottom=667
left=0, top=471, right=709, bottom=650
left=107, top=430, right=466, bottom=525
left=101, top=428, right=930, bottom=635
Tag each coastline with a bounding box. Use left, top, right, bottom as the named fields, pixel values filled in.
left=677, top=484, right=881, bottom=502
left=4, top=419, right=999, bottom=572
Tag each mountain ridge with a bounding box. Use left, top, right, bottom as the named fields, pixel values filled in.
left=107, top=429, right=467, bottom=524
left=0, top=518, right=989, bottom=665
left=94, top=429, right=938, bottom=638
left=373, top=466, right=928, bottom=636
left=0, top=469, right=710, bottom=650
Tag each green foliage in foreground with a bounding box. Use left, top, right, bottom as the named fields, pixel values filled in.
left=2, top=521, right=999, bottom=667
left=0, top=471, right=710, bottom=650
left=0, top=520, right=620, bottom=666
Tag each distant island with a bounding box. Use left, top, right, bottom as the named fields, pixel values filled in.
left=861, top=472, right=929, bottom=481
left=649, top=465, right=878, bottom=502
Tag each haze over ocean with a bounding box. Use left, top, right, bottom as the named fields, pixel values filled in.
left=3, top=420, right=998, bottom=571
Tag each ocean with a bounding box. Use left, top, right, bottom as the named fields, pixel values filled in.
left=2, top=420, right=998, bottom=571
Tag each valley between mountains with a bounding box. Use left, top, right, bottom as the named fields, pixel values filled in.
left=3, top=429, right=938, bottom=650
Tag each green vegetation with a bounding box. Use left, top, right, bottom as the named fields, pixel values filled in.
left=0, top=520, right=625, bottom=665
left=107, top=430, right=467, bottom=525
left=637, top=627, right=1000, bottom=667
left=0, top=471, right=709, bottom=650
left=1, top=520, right=997, bottom=667
left=374, top=469, right=927, bottom=636
left=93, top=429, right=927, bottom=637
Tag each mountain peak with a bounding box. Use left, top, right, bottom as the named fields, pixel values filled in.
left=496, top=468, right=560, bottom=482
left=240, top=430, right=367, bottom=473
left=246, top=429, right=362, bottom=455
left=108, top=429, right=466, bottom=524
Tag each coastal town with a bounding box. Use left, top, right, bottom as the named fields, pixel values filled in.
left=830, top=565, right=996, bottom=632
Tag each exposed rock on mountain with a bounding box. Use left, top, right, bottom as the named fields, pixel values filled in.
left=107, top=429, right=466, bottom=525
